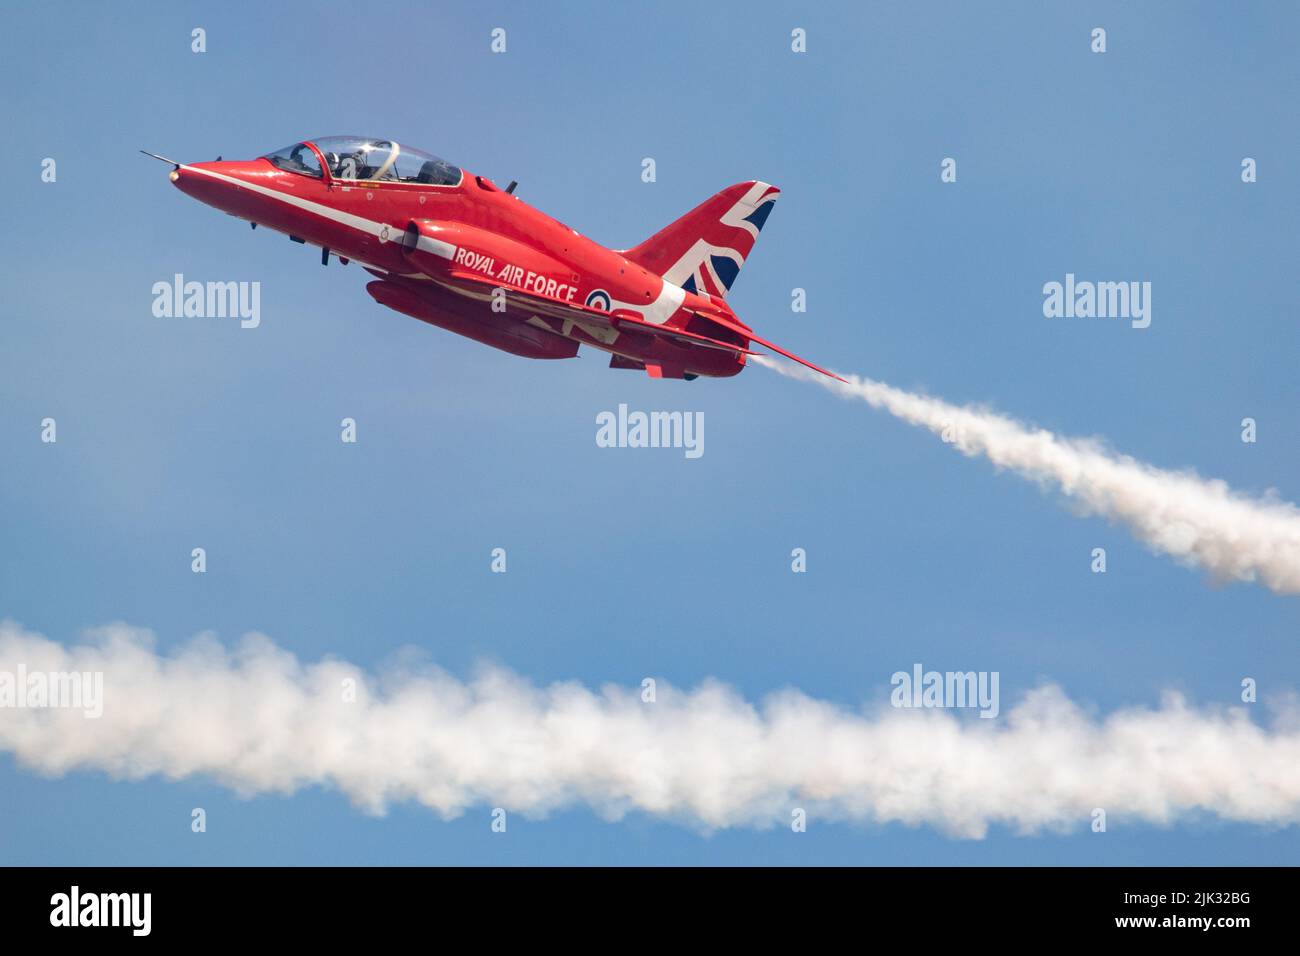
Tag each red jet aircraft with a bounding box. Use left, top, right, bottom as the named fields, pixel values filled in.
left=144, top=137, right=839, bottom=381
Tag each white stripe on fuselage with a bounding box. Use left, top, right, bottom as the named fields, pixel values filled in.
left=178, top=164, right=456, bottom=260
left=182, top=163, right=682, bottom=326
left=603, top=281, right=686, bottom=327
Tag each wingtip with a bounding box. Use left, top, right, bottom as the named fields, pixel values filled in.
left=688, top=307, right=839, bottom=383
left=746, top=336, right=844, bottom=384
left=794, top=357, right=848, bottom=384
left=749, top=349, right=846, bottom=384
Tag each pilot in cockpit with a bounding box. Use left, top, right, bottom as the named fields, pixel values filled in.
left=336, top=150, right=362, bottom=180
left=279, top=138, right=462, bottom=186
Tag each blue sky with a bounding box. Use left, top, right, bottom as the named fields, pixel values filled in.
left=1, top=0, right=1297, bottom=864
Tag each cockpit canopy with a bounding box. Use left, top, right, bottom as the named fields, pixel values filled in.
left=262, top=137, right=462, bottom=186
left=263, top=142, right=323, bottom=177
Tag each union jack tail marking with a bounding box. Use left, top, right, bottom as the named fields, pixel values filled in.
left=622, top=181, right=779, bottom=298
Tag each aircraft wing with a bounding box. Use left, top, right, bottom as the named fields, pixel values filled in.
left=441, top=270, right=758, bottom=355
left=437, top=268, right=841, bottom=380
left=686, top=307, right=847, bottom=382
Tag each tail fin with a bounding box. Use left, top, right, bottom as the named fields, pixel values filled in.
left=622, top=181, right=779, bottom=298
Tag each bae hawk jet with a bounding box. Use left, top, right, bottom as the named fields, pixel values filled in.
left=144, top=137, right=839, bottom=381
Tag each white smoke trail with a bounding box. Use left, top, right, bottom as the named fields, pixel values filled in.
left=754, top=356, right=1300, bottom=595
left=3, top=620, right=1300, bottom=837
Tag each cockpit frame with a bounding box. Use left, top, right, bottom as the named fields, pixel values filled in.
left=261, top=137, right=464, bottom=191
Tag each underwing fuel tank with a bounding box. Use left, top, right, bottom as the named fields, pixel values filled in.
left=365, top=280, right=579, bottom=361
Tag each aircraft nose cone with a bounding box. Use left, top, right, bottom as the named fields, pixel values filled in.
left=170, top=164, right=197, bottom=194
left=170, top=161, right=260, bottom=217
left=170, top=161, right=228, bottom=206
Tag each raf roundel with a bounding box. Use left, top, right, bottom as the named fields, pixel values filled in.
left=585, top=289, right=612, bottom=312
